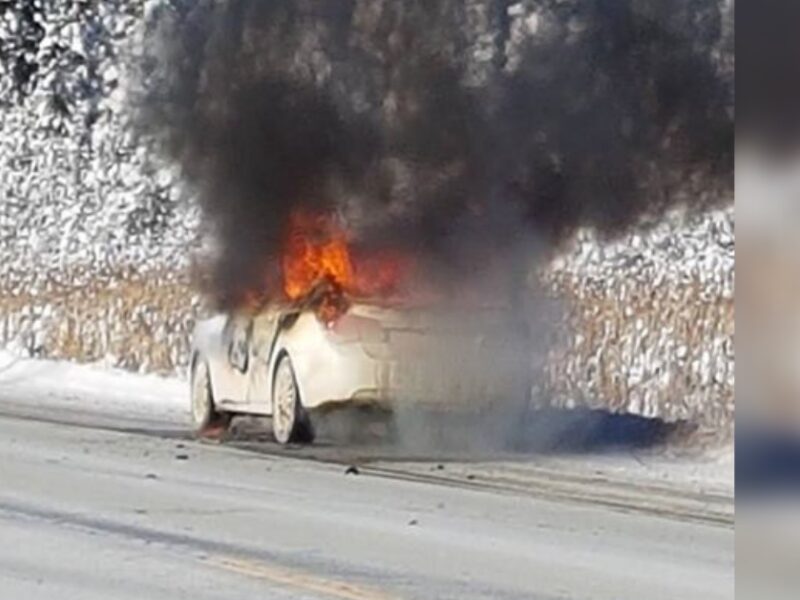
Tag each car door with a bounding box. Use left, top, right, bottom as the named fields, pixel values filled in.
left=244, top=307, right=285, bottom=413
left=214, top=313, right=253, bottom=409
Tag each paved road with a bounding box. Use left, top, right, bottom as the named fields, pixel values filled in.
left=0, top=405, right=733, bottom=599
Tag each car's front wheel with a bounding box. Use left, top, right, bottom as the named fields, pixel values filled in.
left=191, top=358, right=231, bottom=438
left=272, top=355, right=314, bottom=445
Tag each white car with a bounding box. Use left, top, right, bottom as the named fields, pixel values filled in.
left=190, top=297, right=532, bottom=445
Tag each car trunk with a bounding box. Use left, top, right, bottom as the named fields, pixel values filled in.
left=348, top=302, right=532, bottom=408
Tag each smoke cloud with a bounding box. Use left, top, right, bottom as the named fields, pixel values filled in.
left=138, top=0, right=733, bottom=308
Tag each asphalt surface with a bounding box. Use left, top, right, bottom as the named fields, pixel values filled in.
left=0, top=399, right=733, bottom=600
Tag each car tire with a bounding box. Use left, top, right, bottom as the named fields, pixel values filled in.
left=191, top=357, right=231, bottom=438
left=272, top=354, right=314, bottom=445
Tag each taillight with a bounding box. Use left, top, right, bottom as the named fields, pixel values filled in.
left=327, top=315, right=387, bottom=344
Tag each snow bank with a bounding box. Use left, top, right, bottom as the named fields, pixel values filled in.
left=0, top=351, right=186, bottom=427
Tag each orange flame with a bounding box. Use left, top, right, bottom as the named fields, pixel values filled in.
left=283, top=211, right=353, bottom=301
left=282, top=210, right=411, bottom=303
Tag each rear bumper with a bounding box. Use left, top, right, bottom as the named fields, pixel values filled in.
left=343, top=356, right=530, bottom=411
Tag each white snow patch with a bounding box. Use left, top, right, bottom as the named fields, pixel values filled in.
left=0, top=351, right=186, bottom=426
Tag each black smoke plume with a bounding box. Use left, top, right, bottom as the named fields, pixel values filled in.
left=138, top=0, right=733, bottom=308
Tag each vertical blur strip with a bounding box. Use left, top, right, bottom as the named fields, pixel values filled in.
left=738, top=0, right=800, bottom=598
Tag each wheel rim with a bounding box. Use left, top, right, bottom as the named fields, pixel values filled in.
left=191, top=361, right=212, bottom=428
left=273, top=358, right=297, bottom=444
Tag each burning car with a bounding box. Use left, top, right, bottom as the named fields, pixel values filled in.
left=190, top=212, right=532, bottom=445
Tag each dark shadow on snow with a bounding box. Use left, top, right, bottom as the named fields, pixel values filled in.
left=513, top=408, right=685, bottom=454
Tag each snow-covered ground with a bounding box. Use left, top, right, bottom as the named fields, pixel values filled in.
left=0, top=351, right=733, bottom=515
left=0, top=350, right=186, bottom=429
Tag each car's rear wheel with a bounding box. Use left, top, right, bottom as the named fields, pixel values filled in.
left=272, top=355, right=314, bottom=445
left=191, top=358, right=231, bottom=438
